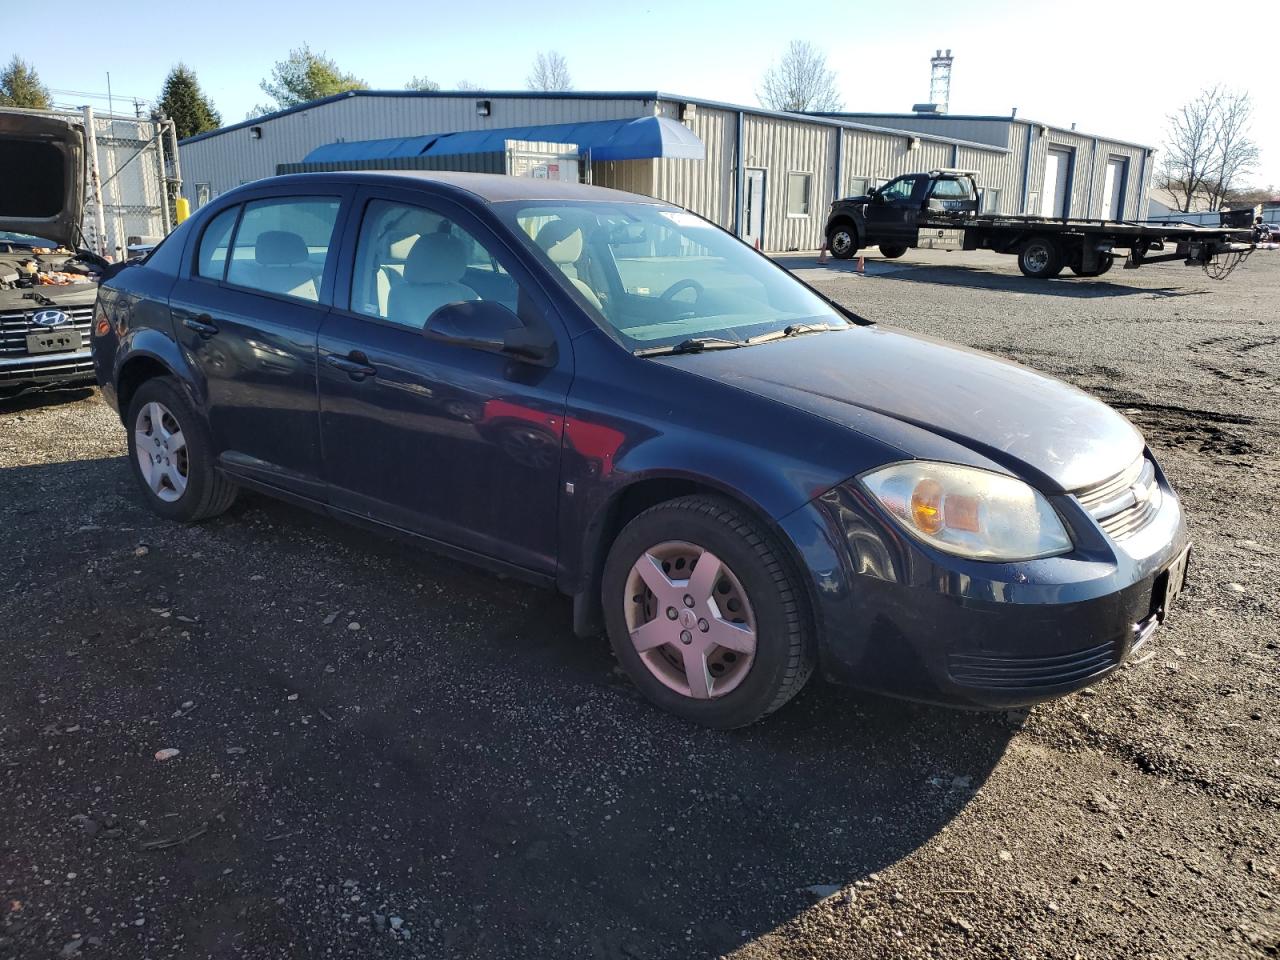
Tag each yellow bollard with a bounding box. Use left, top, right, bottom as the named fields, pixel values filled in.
left=174, top=197, right=191, bottom=224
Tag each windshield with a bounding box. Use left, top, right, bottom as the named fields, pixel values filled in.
left=498, top=201, right=849, bottom=350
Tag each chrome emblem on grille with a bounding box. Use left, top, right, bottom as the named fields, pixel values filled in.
left=32, top=309, right=71, bottom=328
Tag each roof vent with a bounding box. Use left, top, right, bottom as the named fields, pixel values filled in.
left=912, top=103, right=940, bottom=114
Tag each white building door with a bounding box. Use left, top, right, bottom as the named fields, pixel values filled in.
left=1041, top=147, right=1071, bottom=218
left=1100, top=157, right=1127, bottom=220
left=742, top=168, right=766, bottom=248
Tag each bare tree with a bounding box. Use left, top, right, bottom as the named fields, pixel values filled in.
left=1159, top=86, right=1260, bottom=211
left=527, top=51, right=572, bottom=92
left=758, top=40, right=843, bottom=113
left=455, top=79, right=482, bottom=91
left=1204, top=90, right=1259, bottom=209
left=406, top=76, right=440, bottom=92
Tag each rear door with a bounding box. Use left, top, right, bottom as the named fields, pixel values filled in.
left=316, top=186, right=573, bottom=574
left=1101, top=157, right=1127, bottom=220
left=169, top=188, right=352, bottom=500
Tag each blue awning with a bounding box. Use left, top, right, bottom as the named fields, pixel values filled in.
left=303, top=116, right=704, bottom=164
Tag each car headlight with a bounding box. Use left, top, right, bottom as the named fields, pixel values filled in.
left=859, top=461, right=1072, bottom=561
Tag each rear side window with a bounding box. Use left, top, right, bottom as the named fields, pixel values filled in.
left=931, top=178, right=971, bottom=200
left=196, top=206, right=239, bottom=280
left=225, top=197, right=341, bottom=303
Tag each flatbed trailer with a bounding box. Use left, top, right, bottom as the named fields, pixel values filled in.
left=824, top=169, right=1255, bottom=280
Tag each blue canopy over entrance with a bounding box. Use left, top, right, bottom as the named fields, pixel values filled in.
left=303, top=115, right=705, bottom=164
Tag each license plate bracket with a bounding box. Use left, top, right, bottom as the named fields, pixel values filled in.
left=26, top=329, right=82, bottom=354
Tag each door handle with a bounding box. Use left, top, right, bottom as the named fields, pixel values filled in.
left=324, top=351, right=377, bottom=380
left=183, top=314, right=219, bottom=337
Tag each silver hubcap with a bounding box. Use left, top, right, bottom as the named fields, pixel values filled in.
left=830, top=231, right=853, bottom=255
left=624, top=541, right=757, bottom=700
left=134, top=401, right=189, bottom=503
left=1025, top=244, right=1050, bottom=272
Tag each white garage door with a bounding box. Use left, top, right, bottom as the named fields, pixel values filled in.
left=1041, top=147, right=1072, bottom=218
left=1101, top=157, right=1127, bottom=220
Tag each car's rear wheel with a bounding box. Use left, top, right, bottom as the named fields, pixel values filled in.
left=1018, top=236, right=1065, bottom=279
left=602, top=495, right=815, bottom=728
left=827, top=223, right=858, bottom=259
left=878, top=243, right=909, bottom=259
left=126, top=377, right=237, bottom=522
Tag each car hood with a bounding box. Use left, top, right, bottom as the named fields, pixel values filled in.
left=0, top=111, right=85, bottom=249
left=662, top=326, right=1144, bottom=493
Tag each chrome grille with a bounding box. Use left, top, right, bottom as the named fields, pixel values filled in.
left=0, top=305, right=95, bottom=355
left=1073, top=456, right=1161, bottom=542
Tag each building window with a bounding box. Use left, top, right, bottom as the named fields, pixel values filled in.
left=980, top=187, right=1001, bottom=214
left=195, top=183, right=211, bottom=209
left=786, top=172, right=812, bottom=217
left=848, top=176, right=870, bottom=198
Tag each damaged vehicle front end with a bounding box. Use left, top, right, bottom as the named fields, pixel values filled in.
left=0, top=110, right=107, bottom=398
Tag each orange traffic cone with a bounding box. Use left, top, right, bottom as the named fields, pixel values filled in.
left=856, top=256, right=865, bottom=274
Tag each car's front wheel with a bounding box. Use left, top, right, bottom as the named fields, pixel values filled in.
left=827, top=222, right=858, bottom=259
left=602, top=495, right=815, bottom=728
left=125, top=377, right=237, bottom=522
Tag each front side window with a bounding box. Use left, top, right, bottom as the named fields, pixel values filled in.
left=225, top=197, right=340, bottom=303
left=878, top=176, right=921, bottom=203
left=501, top=202, right=849, bottom=351
left=196, top=205, right=238, bottom=280
left=350, top=199, right=518, bottom=329
left=786, top=173, right=812, bottom=217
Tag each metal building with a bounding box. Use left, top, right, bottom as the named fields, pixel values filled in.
left=178, top=91, right=1154, bottom=253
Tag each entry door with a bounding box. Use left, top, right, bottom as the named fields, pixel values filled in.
left=316, top=189, right=573, bottom=575
left=742, top=169, right=766, bottom=248
left=1101, top=157, right=1127, bottom=220
left=1041, top=148, right=1072, bottom=218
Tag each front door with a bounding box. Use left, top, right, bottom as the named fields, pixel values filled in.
left=1101, top=157, right=1127, bottom=220
left=742, top=168, right=766, bottom=248
left=170, top=191, right=349, bottom=500
left=316, top=189, right=572, bottom=575
left=865, top=174, right=927, bottom=244
left=1041, top=148, right=1072, bottom=218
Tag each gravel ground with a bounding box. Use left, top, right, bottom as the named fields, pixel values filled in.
left=1, top=248, right=1277, bottom=959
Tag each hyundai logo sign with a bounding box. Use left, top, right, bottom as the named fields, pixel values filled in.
left=32, top=309, right=70, bottom=328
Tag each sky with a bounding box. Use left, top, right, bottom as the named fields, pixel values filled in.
left=11, top=0, right=1278, bottom=189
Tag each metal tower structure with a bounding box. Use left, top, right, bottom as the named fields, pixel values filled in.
left=929, top=49, right=954, bottom=114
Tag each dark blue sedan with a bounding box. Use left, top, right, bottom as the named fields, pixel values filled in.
left=92, top=172, right=1190, bottom=727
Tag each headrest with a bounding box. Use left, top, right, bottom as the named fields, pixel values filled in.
left=255, top=230, right=308, bottom=266
left=535, top=219, right=584, bottom=264
left=404, top=233, right=468, bottom=285
left=388, top=234, right=418, bottom=260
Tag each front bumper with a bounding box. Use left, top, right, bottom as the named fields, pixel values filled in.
left=0, top=347, right=95, bottom=395
left=781, top=461, right=1189, bottom=708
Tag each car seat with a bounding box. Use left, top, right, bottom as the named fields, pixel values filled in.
left=387, top=233, right=478, bottom=328
left=535, top=220, right=603, bottom=310
left=234, top=230, right=319, bottom=301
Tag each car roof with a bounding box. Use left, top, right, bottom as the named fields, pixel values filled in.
left=244, top=170, right=664, bottom=206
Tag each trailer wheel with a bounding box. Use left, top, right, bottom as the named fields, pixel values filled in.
left=827, top=222, right=858, bottom=259
left=878, top=243, right=908, bottom=259
left=1069, top=253, right=1114, bottom=278
left=1018, top=236, right=1064, bottom=279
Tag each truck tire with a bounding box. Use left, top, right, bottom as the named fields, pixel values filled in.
left=1069, top=253, right=1114, bottom=278
left=1018, top=236, right=1064, bottom=279
left=826, top=222, right=858, bottom=259
left=878, top=243, right=908, bottom=259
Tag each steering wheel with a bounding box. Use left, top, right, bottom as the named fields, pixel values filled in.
left=659, top=278, right=705, bottom=303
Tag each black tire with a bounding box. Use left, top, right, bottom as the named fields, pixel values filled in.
left=878, top=243, right=908, bottom=259
left=1069, top=253, right=1114, bottom=278
left=826, top=222, right=858, bottom=259
left=1017, top=236, right=1064, bottom=279
left=601, top=495, right=816, bottom=728
left=125, top=377, right=237, bottom=522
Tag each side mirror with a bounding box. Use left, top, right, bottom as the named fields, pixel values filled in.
left=869, top=190, right=884, bottom=205
left=424, top=300, right=555, bottom=365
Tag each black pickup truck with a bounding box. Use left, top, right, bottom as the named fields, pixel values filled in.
left=824, top=169, right=1254, bottom=280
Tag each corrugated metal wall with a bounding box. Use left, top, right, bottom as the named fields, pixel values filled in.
left=649, top=104, right=736, bottom=230
left=1025, top=123, right=1148, bottom=220
left=739, top=114, right=835, bottom=251
left=181, top=95, right=655, bottom=202
left=593, top=159, right=655, bottom=197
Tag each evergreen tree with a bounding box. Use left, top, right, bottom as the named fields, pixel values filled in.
left=157, top=64, right=222, bottom=139
left=250, top=44, right=366, bottom=116
left=0, top=56, right=52, bottom=109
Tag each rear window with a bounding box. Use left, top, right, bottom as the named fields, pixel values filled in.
left=0, top=140, right=65, bottom=218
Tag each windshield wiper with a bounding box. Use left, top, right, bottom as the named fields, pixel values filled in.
left=745, top=322, right=839, bottom=345
left=634, top=336, right=745, bottom=357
